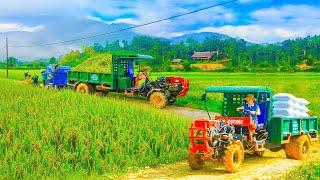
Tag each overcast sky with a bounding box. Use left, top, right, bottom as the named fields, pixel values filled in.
left=0, top=0, right=320, bottom=59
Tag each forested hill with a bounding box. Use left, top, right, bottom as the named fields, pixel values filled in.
left=59, top=34, right=320, bottom=72
left=4, top=33, right=320, bottom=72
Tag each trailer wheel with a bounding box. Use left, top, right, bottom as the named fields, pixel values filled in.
left=149, top=92, right=167, bottom=109
left=188, top=154, right=204, bottom=170
left=224, top=144, right=243, bottom=173
left=76, top=83, right=93, bottom=94
left=285, top=135, right=310, bottom=160
left=285, top=137, right=295, bottom=159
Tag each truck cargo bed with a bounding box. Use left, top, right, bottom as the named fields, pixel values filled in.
left=268, top=116, right=318, bottom=145
left=68, top=71, right=113, bottom=85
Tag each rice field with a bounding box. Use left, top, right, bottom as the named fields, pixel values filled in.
left=0, top=77, right=189, bottom=178
left=0, top=69, right=320, bottom=178
left=1, top=69, right=319, bottom=116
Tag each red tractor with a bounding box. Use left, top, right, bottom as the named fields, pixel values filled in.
left=188, top=86, right=318, bottom=173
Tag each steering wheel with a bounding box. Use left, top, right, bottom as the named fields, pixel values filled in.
left=237, top=108, right=251, bottom=117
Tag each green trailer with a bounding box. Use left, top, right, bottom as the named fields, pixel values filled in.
left=188, top=86, right=318, bottom=173
left=67, top=54, right=190, bottom=108
left=68, top=54, right=148, bottom=92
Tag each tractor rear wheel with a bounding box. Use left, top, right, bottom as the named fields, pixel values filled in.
left=224, top=144, right=243, bottom=173
left=76, top=83, right=93, bottom=94
left=188, top=154, right=204, bottom=170
left=149, top=92, right=167, bottom=109
left=285, top=135, right=310, bottom=160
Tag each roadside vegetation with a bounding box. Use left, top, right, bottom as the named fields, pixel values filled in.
left=285, top=161, right=320, bottom=179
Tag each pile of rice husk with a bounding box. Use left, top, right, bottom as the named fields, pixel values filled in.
left=73, top=53, right=113, bottom=73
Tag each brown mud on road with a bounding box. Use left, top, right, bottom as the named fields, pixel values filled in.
left=125, top=143, right=320, bottom=180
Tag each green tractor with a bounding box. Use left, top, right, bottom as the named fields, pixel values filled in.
left=68, top=54, right=190, bottom=108
left=188, top=86, right=318, bottom=173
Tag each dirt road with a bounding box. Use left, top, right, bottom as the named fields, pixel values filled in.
left=126, top=146, right=320, bottom=180
left=167, top=106, right=217, bottom=120
left=125, top=106, right=320, bottom=180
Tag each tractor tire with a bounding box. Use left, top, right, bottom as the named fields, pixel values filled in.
left=232, top=141, right=245, bottom=162
left=188, top=154, right=204, bottom=170
left=76, top=83, right=93, bottom=94
left=149, top=92, right=168, bottom=109
left=224, top=144, right=243, bottom=173
left=285, top=135, right=310, bottom=160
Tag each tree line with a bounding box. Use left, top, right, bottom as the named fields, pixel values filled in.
left=3, top=35, right=320, bottom=72
left=88, top=35, right=320, bottom=72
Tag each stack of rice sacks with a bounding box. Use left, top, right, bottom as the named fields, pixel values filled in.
left=272, top=93, right=310, bottom=117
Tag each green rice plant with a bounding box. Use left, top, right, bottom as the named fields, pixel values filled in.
left=0, top=78, right=190, bottom=178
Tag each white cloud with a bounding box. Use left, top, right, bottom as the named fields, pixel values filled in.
left=0, top=23, right=44, bottom=33
left=86, top=15, right=140, bottom=25
left=84, top=0, right=236, bottom=36
left=196, top=25, right=314, bottom=43
left=187, top=4, right=320, bottom=43
left=251, top=4, right=320, bottom=25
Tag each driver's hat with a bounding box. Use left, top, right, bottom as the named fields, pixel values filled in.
left=246, top=94, right=256, bottom=101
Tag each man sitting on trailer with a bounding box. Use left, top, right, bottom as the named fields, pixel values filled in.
left=237, top=94, right=261, bottom=128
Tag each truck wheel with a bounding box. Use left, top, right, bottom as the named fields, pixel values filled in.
left=285, top=135, right=310, bottom=160
left=149, top=92, right=167, bottom=109
left=188, top=154, right=204, bottom=170
left=224, top=144, right=243, bottom=173
left=76, top=83, right=93, bottom=94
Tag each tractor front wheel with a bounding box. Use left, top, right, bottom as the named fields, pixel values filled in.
left=149, top=91, right=167, bottom=109
left=188, top=154, right=204, bottom=170
left=224, top=144, right=243, bottom=173
left=285, top=135, right=310, bottom=160
left=76, top=83, right=93, bottom=94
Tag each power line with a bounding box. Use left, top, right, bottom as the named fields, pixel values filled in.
left=10, top=0, right=239, bottom=48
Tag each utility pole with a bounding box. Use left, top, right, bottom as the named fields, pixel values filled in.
left=6, top=36, right=8, bottom=78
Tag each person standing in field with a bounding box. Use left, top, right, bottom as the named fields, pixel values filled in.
left=32, top=74, right=39, bottom=86
left=237, top=94, right=261, bottom=127
left=41, top=69, right=47, bottom=86
left=24, top=72, right=30, bottom=79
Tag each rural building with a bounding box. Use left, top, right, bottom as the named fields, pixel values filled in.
left=192, top=51, right=218, bottom=61
left=171, top=59, right=182, bottom=64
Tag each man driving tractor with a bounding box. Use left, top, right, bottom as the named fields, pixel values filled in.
left=237, top=94, right=261, bottom=128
